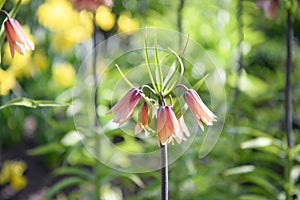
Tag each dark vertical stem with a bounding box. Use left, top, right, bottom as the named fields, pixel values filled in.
left=234, top=0, right=244, bottom=100
left=285, top=9, right=293, bottom=150
left=177, top=0, right=185, bottom=50
left=93, top=19, right=99, bottom=126
left=92, top=16, right=101, bottom=200
left=285, top=5, right=294, bottom=200
left=160, top=144, right=168, bottom=200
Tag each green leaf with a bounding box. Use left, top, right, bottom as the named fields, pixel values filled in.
left=291, top=144, right=300, bottom=158
left=0, top=97, right=69, bottom=110
left=238, top=194, right=270, bottom=200
left=0, top=0, right=6, bottom=10
left=42, top=177, right=84, bottom=200
left=193, top=74, right=209, bottom=91
left=27, top=143, right=64, bottom=155
left=240, top=137, right=273, bottom=149
left=53, top=167, right=93, bottom=181
left=224, top=165, right=255, bottom=176
left=123, top=174, right=145, bottom=188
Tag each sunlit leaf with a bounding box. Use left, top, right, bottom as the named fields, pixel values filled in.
left=238, top=194, right=270, bottom=200
left=291, top=144, right=300, bottom=158
left=291, top=165, right=300, bottom=185
left=193, top=74, right=209, bottom=91
left=27, top=143, right=64, bottom=155
left=0, top=0, right=5, bottom=10
left=0, top=97, right=69, bottom=110
left=224, top=165, right=255, bottom=176
left=241, top=137, right=272, bottom=149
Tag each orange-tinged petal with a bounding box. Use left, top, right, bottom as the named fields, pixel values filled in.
left=4, top=18, right=34, bottom=57
left=184, top=89, right=216, bottom=131
left=107, top=88, right=142, bottom=125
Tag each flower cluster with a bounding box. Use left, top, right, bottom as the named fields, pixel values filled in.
left=107, top=87, right=216, bottom=146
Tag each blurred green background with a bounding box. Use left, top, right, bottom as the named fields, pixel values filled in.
left=0, top=0, right=300, bottom=199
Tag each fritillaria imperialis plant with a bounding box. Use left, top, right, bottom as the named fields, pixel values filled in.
left=107, top=41, right=217, bottom=199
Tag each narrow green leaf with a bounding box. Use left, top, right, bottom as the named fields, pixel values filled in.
left=193, top=74, right=209, bottom=91
left=115, top=64, right=135, bottom=88
left=291, top=144, right=300, bottom=158
left=224, top=165, right=255, bottom=176
left=27, top=143, right=64, bottom=155
left=238, top=194, right=270, bottom=200
left=240, top=137, right=272, bottom=149
left=54, top=167, right=93, bottom=181
left=0, top=97, right=69, bottom=110
left=42, top=177, right=84, bottom=200
left=144, top=38, right=158, bottom=92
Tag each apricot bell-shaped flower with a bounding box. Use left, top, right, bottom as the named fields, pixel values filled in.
left=183, top=89, right=217, bottom=131
left=107, top=88, right=142, bottom=126
left=135, top=102, right=149, bottom=135
left=157, top=106, right=184, bottom=145
left=256, top=0, right=279, bottom=19
left=4, top=17, right=34, bottom=58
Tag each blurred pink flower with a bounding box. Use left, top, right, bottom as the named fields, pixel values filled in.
left=135, top=102, right=149, bottom=135
left=298, top=0, right=300, bottom=11
left=183, top=89, right=217, bottom=131
left=70, top=0, right=113, bottom=12
left=157, top=106, right=184, bottom=145
left=107, top=88, right=142, bottom=126
left=4, top=18, right=34, bottom=57
left=256, top=0, right=279, bottom=19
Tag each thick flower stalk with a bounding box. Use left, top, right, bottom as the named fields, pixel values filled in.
left=3, top=12, right=34, bottom=57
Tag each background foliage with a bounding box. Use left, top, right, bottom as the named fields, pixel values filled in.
left=0, top=0, right=300, bottom=199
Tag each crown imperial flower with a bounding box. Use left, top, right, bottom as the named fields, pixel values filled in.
left=256, top=0, right=279, bottom=19
left=4, top=17, right=34, bottom=58
left=183, top=89, right=217, bottom=131
left=157, top=106, right=184, bottom=145
left=70, top=0, right=113, bottom=12
left=107, top=88, right=142, bottom=126
left=135, top=102, right=149, bottom=135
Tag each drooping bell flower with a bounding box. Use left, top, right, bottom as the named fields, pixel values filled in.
left=183, top=89, right=217, bottom=131
left=107, top=88, right=142, bottom=126
left=69, top=0, right=113, bottom=12
left=4, top=17, right=34, bottom=58
left=157, top=106, right=184, bottom=145
left=135, top=102, right=149, bottom=135
left=256, top=0, right=279, bottom=19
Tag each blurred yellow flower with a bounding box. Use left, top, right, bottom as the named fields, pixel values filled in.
left=96, top=6, right=115, bottom=31
left=52, top=63, right=75, bottom=88
left=37, top=0, right=93, bottom=52
left=32, top=50, right=49, bottom=71
left=117, top=12, right=139, bottom=33
left=37, top=0, right=79, bottom=32
left=0, top=160, right=27, bottom=191
left=0, top=68, right=16, bottom=95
